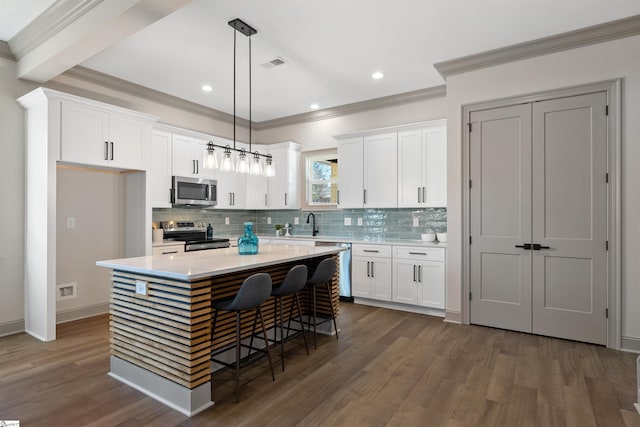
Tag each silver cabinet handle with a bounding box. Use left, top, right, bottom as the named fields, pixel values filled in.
left=162, top=250, right=178, bottom=255
left=367, top=261, right=370, bottom=277
left=337, top=190, right=340, bottom=205
left=422, top=187, right=426, bottom=203
left=104, top=141, right=109, bottom=160
left=196, top=160, right=199, bottom=174
left=418, top=265, right=422, bottom=283
left=409, top=252, right=427, bottom=255
left=284, top=192, right=287, bottom=206
left=363, top=189, right=367, bottom=204
left=418, top=187, right=421, bottom=203
left=192, top=160, right=196, bottom=175
left=110, top=142, right=114, bottom=160
left=371, top=261, right=374, bottom=278
left=229, top=193, right=233, bottom=205
left=363, top=249, right=379, bottom=253
left=413, top=265, right=417, bottom=282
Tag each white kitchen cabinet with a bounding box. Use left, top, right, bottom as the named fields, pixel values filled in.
left=151, top=243, right=184, bottom=256
left=336, top=131, right=397, bottom=208
left=397, top=120, right=447, bottom=208
left=216, top=169, right=246, bottom=209
left=150, top=130, right=172, bottom=208
left=267, top=142, right=301, bottom=209
left=392, top=246, right=445, bottom=309
left=352, top=244, right=392, bottom=301
left=60, top=102, right=150, bottom=170
left=336, top=136, right=364, bottom=208
left=363, top=132, right=397, bottom=208
left=245, top=143, right=269, bottom=209
left=171, top=133, right=215, bottom=179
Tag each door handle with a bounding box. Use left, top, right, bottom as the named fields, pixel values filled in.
left=515, top=243, right=532, bottom=250
left=104, top=141, right=109, bottom=160
left=413, top=265, right=417, bottom=282
left=337, top=190, right=340, bottom=205
left=363, top=189, right=367, bottom=204
left=371, top=261, right=374, bottom=278
left=418, top=265, right=422, bottom=283
left=418, top=187, right=421, bottom=203
left=367, top=261, right=370, bottom=277
left=422, top=187, right=426, bottom=203
left=110, top=142, right=114, bottom=160
left=532, top=244, right=550, bottom=250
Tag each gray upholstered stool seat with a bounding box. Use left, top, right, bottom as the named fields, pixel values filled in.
left=211, top=272, right=275, bottom=402
left=306, top=258, right=339, bottom=349
left=270, top=264, right=309, bottom=371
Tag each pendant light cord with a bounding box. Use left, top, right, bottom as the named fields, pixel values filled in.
left=233, top=28, right=237, bottom=150
left=249, top=36, right=252, bottom=152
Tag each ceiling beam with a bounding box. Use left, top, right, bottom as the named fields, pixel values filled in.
left=10, top=0, right=191, bottom=83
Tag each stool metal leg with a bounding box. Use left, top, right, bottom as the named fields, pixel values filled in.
left=294, top=293, right=309, bottom=355
left=257, top=307, right=275, bottom=381
left=312, top=285, right=317, bottom=349
left=235, top=311, right=241, bottom=402
left=279, top=297, right=285, bottom=371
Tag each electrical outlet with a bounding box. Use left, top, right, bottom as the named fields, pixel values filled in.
left=357, top=217, right=363, bottom=226
left=225, top=217, right=230, bottom=225
left=67, top=217, right=75, bottom=228
left=294, top=217, right=299, bottom=225
left=267, top=217, right=271, bottom=225
left=135, top=280, right=148, bottom=296
left=56, top=282, right=77, bottom=300
left=413, top=217, right=420, bottom=227
left=344, top=217, right=352, bottom=226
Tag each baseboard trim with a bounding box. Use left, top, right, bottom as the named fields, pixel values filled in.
left=444, top=310, right=462, bottom=324
left=56, top=303, right=109, bottom=324
left=0, top=319, right=25, bottom=337
left=621, top=336, right=640, bottom=354
left=353, top=298, right=445, bottom=318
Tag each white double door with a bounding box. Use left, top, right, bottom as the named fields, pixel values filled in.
left=469, top=92, right=608, bottom=345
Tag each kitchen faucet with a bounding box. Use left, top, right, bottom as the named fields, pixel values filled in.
left=306, top=212, right=318, bottom=236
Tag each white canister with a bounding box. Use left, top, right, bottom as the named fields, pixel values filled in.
left=152, top=228, right=164, bottom=243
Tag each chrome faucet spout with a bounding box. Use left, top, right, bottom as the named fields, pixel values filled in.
left=306, top=212, right=318, bottom=236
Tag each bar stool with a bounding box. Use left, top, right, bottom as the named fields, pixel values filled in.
left=271, top=265, right=309, bottom=371
left=306, top=258, right=338, bottom=349
left=211, top=273, right=275, bottom=402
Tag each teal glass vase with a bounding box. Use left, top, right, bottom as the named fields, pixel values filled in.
left=238, top=222, right=259, bottom=255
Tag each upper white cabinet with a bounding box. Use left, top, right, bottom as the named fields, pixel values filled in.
left=171, top=133, right=215, bottom=179
left=397, top=120, right=447, bottom=207
left=336, top=119, right=446, bottom=209
left=150, top=130, right=172, bottom=208
left=336, top=136, right=364, bottom=208
left=363, top=132, right=397, bottom=208
left=60, top=102, right=151, bottom=170
left=267, top=142, right=301, bottom=209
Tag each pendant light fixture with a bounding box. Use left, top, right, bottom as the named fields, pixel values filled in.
left=202, top=18, right=274, bottom=177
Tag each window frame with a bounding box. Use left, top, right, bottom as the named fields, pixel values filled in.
left=304, top=149, right=338, bottom=208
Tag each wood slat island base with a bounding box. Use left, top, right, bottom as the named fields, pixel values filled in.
left=98, top=244, right=342, bottom=416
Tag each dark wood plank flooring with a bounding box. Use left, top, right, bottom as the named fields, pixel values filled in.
left=0, top=303, right=638, bottom=426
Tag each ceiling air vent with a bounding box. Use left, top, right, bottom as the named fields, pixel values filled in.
left=262, top=57, right=286, bottom=69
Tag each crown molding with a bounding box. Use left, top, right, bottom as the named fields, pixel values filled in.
left=61, top=66, right=247, bottom=127
left=8, top=0, right=102, bottom=60
left=434, top=14, right=640, bottom=79
left=0, top=41, right=15, bottom=60
left=254, top=85, right=447, bottom=130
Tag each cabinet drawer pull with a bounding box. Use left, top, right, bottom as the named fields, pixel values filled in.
left=363, top=249, right=379, bottom=253
left=162, top=250, right=178, bottom=255
left=408, top=252, right=427, bottom=255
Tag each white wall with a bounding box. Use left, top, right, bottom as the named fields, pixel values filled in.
left=56, top=167, right=125, bottom=314
left=445, top=35, right=640, bottom=344
left=0, top=58, right=37, bottom=331
left=256, top=97, right=447, bottom=151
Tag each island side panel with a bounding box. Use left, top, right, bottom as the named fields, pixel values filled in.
left=109, top=271, right=213, bottom=389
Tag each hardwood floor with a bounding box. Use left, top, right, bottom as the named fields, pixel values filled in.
left=1, top=303, right=638, bottom=426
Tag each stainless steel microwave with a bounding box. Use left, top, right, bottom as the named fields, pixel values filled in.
left=171, top=176, right=217, bottom=207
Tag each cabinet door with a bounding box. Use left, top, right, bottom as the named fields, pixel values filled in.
left=423, top=126, right=447, bottom=207
left=60, top=102, right=109, bottom=167
left=246, top=174, right=268, bottom=209
left=267, top=145, right=299, bottom=209
left=364, top=132, right=397, bottom=207
left=392, top=260, right=419, bottom=304
left=108, top=113, right=146, bottom=170
left=337, top=136, right=364, bottom=208
left=352, top=257, right=372, bottom=298
left=417, top=261, right=445, bottom=309
left=397, top=129, right=423, bottom=207
left=216, top=170, right=246, bottom=209
left=150, top=131, right=172, bottom=208
left=172, top=135, right=198, bottom=177
left=370, top=258, right=392, bottom=301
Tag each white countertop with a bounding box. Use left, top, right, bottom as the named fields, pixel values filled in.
left=259, top=235, right=447, bottom=248
left=98, top=244, right=345, bottom=281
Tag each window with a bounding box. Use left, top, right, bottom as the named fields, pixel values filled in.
left=305, top=151, right=338, bottom=206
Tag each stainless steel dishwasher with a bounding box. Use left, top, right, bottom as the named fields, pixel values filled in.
left=315, top=241, right=352, bottom=301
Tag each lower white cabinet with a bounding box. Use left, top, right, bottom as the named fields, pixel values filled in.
left=152, top=243, right=184, bottom=256
left=392, top=246, right=445, bottom=309
left=352, top=244, right=392, bottom=301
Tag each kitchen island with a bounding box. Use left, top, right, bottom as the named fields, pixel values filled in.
left=97, top=244, right=344, bottom=416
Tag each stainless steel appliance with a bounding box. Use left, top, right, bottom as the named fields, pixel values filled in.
left=171, top=176, right=217, bottom=207
left=161, top=221, right=230, bottom=251
left=315, top=241, right=352, bottom=301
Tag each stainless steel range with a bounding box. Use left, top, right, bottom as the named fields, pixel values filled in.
left=160, top=221, right=230, bottom=251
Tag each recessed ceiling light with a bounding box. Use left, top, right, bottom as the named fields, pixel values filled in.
left=371, top=71, right=384, bottom=80
left=310, top=103, right=320, bottom=110
left=201, top=84, right=213, bottom=92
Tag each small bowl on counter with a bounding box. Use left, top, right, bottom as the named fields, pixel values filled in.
left=421, top=233, right=436, bottom=242
left=436, top=232, right=447, bottom=242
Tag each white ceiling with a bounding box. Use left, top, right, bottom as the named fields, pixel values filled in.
left=3, top=0, right=640, bottom=122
